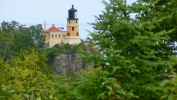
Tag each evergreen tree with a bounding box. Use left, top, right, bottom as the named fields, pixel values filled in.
left=134, top=0, right=177, bottom=58
left=83, top=0, right=177, bottom=99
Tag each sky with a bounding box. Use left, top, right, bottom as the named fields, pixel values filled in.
left=0, top=0, right=136, bottom=40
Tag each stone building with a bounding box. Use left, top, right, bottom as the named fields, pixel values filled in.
left=44, top=5, right=81, bottom=48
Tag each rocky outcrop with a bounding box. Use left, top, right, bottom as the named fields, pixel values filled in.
left=53, top=53, right=93, bottom=75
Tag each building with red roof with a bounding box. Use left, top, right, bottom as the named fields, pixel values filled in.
left=44, top=5, right=81, bottom=48
left=44, top=24, right=61, bottom=33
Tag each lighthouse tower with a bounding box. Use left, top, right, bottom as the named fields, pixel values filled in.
left=65, top=5, right=81, bottom=44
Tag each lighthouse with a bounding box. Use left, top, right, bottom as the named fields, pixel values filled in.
left=44, top=5, right=81, bottom=48
left=65, top=5, right=81, bottom=44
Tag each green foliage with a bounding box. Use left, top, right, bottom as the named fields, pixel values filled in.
left=44, top=43, right=88, bottom=65
left=44, top=44, right=62, bottom=65
left=0, top=56, right=127, bottom=100
left=26, top=24, right=45, bottom=49
left=0, top=30, right=14, bottom=61
left=0, top=20, right=26, bottom=35
left=37, top=67, right=126, bottom=100
left=0, top=20, right=45, bottom=60
left=82, top=0, right=177, bottom=99
left=133, top=0, right=177, bottom=58
left=0, top=48, right=49, bottom=100
left=13, top=33, right=35, bottom=54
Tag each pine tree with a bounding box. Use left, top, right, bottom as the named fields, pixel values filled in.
left=84, top=0, right=177, bottom=99
left=135, top=0, right=177, bottom=58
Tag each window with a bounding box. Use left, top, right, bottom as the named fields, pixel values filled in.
left=69, top=20, right=70, bottom=23
left=76, top=20, right=77, bottom=23
left=52, top=35, right=53, bottom=37
left=68, top=32, right=70, bottom=36
left=59, top=35, right=60, bottom=37
left=74, top=12, right=77, bottom=18
left=48, top=34, right=50, bottom=38
left=77, top=32, right=79, bottom=36
left=55, top=35, right=57, bottom=37
left=72, top=27, right=74, bottom=31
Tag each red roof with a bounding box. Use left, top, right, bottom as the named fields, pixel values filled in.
left=44, top=24, right=61, bottom=33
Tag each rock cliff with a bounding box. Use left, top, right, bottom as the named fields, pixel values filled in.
left=53, top=53, right=93, bottom=75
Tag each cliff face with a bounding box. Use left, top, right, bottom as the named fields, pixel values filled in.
left=53, top=53, right=93, bottom=75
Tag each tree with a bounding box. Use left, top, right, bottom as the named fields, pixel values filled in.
left=83, top=0, right=177, bottom=99
left=0, top=48, right=49, bottom=100
left=13, top=33, right=35, bottom=54
left=0, top=20, right=26, bottom=35
left=0, top=30, right=14, bottom=61
left=0, top=21, right=46, bottom=55
left=26, top=24, right=45, bottom=49
left=134, top=0, right=177, bottom=58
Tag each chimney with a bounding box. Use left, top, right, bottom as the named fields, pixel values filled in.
left=44, top=21, right=46, bottom=30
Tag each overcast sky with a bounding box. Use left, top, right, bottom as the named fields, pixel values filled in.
left=0, top=0, right=136, bottom=40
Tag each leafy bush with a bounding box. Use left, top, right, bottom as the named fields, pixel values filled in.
left=38, top=67, right=127, bottom=100
left=0, top=48, right=48, bottom=100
